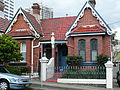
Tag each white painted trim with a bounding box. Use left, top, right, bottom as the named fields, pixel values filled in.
left=66, top=1, right=112, bottom=37
left=57, top=79, right=106, bottom=84
left=13, top=36, right=34, bottom=39
left=40, top=41, right=67, bottom=44
left=33, top=42, right=41, bottom=48
left=68, top=33, right=105, bottom=37
left=5, top=8, right=40, bottom=38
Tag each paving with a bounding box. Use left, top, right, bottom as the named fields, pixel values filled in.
left=30, top=79, right=120, bottom=90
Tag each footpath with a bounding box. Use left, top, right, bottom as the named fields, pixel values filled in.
left=31, top=79, right=119, bottom=90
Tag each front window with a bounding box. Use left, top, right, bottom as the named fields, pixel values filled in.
left=21, top=42, right=26, bottom=62
left=78, top=39, right=86, bottom=61
left=90, top=39, right=98, bottom=62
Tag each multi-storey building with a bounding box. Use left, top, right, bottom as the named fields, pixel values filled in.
left=0, top=0, right=4, bottom=18
left=39, top=3, right=53, bottom=19
left=25, top=3, right=53, bottom=19
left=0, top=0, right=9, bottom=35
left=3, top=0, right=14, bottom=20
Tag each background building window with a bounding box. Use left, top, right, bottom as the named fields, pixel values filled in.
left=78, top=39, right=86, bottom=61
left=90, top=39, right=98, bottom=62
left=21, top=42, right=26, bottom=62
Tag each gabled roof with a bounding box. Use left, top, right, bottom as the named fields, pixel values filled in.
left=41, top=16, right=76, bottom=40
left=66, top=1, right=112, bottom=37
left=0, top=17, right=9, bottom=33
left=5, top=8, right=42, bottom=38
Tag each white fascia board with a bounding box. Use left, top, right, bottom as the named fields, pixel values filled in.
left=68, top=33, right=106, bottom=37
left=40, top=41, right=67, bottom=44
left=13, top=36, right=34, bottom=39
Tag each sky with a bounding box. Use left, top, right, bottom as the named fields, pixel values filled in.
left=14, top=0, right=120, bottom=39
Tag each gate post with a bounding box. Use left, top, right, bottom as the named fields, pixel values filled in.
left=40, top=56, right=49, bottom=81
left=105, top=61, right=113, bottom=89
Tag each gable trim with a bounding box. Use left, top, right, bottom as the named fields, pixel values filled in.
left=66, top=1, right=112, bottom=37
left=5, top=8, right=40, bottom=38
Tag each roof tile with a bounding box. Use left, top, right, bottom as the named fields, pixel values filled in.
left=41, top=16, right=76, bottom=40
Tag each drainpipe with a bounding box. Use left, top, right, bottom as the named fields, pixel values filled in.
left=31, top=38, right=36, bottom=76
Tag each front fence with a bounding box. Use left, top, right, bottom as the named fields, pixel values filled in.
left=41, top=57, right=113, bottom=89
left=47, top=65, right=106, bottom=79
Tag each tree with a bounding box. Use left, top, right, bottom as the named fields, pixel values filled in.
left=0, top=34, right=23, bottom=64
left=111, top=31, right=119, bottom=61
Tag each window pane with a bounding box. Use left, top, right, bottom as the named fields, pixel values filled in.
left=22, top=52, right=26, bottom=61
left=80, top=50, right=85, bottom=60
left=21, top=42, right=26, bottom=62
left=92, top=50, right=97, bottom=62
left=91, top=39, right=98, bottom=62
left=78, top=40, right=86, bottom=61
left=21, top=42, right=26, bottom=51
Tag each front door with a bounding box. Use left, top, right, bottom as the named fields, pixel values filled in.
left=58, top=44, right=68, bottom=67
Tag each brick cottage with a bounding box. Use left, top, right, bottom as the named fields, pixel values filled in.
left=5, top=0, right=112, bottom=74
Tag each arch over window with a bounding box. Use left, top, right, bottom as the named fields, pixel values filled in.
left=90, top=39, right=98, bottom=62
left=21, top=42, right=26, bottom=62
left=78, top=39, right=86, bottom=61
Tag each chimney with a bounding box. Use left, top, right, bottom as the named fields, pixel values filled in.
left=32, top=3, right=40, bottom=15
left=89, top=0, right=96, bottom=7
left=0, top=0, right=5, bottom=18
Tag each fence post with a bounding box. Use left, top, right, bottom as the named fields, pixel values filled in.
left=40, top=56, right=49, bottom=81
left=105, top=61, right=113, bottom=89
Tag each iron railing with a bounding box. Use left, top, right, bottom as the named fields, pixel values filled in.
left=47, top=65, right=106, bottom=79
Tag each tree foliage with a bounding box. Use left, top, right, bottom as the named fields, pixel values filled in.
left=111, top=31, right=119, bottom=61
left=0, top=34, right=23, bottom=64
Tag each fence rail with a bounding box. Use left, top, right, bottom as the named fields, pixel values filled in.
left=47, top=65, right=106, bottom=79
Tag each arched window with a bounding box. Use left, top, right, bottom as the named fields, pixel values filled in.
left=90, top=39, right=98, bottom=62
left=78, top=39, right=86, bottom=61
left=21, top=42, right=26, bottom=62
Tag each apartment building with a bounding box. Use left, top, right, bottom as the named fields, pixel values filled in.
left=4, top=0, right=14, bottom=20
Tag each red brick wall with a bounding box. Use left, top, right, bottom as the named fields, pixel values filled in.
left=67, top=8, right=111, bottom=61
left=10, top=14, right=30, bottom=32
left=67, top=35, right=111, bottom=62
left=77, top=8, right=106, bottom=30
left=33, top=38, right=40, bottom=72
left=7, top=14, right=40, bottom=71
left=17, top=39, right=32, bottom=66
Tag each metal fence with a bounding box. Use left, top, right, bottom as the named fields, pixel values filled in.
left=47, top=65, right=106, bottom=79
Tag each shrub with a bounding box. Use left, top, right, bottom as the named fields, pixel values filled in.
left=97, top=54, right=109, bottom=66
left=5, top=66, right=21, bottom=75
left=20, top=67, right=31, bottom=74
left=5, top=66, right=31, bottom=75
left=66, top=56, right=83, bottom=66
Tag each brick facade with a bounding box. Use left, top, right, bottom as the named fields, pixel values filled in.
left=67, top=8, right=111, bottom=62
left=67, top=35, right=111, bottom=62
left=5, top=2, right=111, bottom=72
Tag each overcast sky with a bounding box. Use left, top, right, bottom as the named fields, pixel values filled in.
left=14, top=0, right=120, bottom=38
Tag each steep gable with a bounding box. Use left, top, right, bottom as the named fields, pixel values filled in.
left=66, top=1, right=112, bottom=37
left=5, top=8, right=42, bottom=38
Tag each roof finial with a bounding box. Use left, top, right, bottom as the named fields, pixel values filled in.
left=89, top=0, right=96, bottom=7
